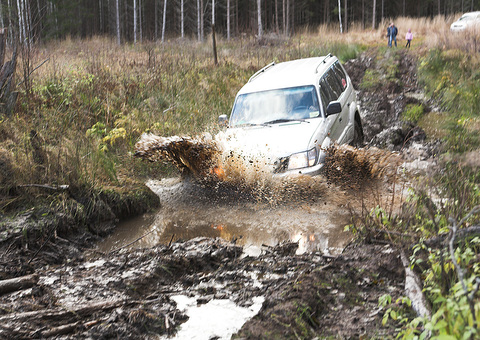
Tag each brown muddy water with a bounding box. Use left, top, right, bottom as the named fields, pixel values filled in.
left=98, top=176, right=353, bottom=255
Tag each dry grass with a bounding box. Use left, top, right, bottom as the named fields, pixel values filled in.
left=1, top=15, right=478, bottom=199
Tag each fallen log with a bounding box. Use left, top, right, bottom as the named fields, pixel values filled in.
left=0, top=299, right=124, bottom=323
left=0, top=273, right=39, bottom=296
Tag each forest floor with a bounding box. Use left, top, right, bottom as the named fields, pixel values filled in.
left=0, top=47, right=440, bottom=339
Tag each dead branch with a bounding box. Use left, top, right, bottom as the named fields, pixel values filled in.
left=16, top=58, right=50, bottom=87
left=40, top=321, right=80, bottom=338
left=422, top=225, right=480, bottom=248
left=400, top=250, right=431, bottom=319
left=18, top=184, right=69, bottom=192
left=109, top=228, right=156, bottom=254
left=0, top=274, right=39, bottom=296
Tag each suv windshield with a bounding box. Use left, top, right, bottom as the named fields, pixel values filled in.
left=230, top=85, right=321, bottom=127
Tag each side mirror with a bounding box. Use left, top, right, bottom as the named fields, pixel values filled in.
left=218, top=114, right=228, bottom=127
left=326, top=102, right=342, bottom=116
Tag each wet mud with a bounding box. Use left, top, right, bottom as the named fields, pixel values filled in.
left=0, top=48, right=440, bottom=339
left=0, top=238, right=405, bottom=339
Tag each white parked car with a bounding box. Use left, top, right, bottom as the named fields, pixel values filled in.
left=450, top=11, right=480, bottom=32
left=219, top=55, right=363, bottom=176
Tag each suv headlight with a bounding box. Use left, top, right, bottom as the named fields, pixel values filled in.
left=288, top=148, right=317, bottom=170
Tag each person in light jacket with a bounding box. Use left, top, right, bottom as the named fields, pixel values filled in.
left=405, top=29, right=413, bottom=48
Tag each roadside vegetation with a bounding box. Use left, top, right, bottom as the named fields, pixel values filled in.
left=0, top=14, right=479, bottom=339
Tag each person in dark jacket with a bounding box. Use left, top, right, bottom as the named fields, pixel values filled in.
left=387, top=23, right=398, bottom=47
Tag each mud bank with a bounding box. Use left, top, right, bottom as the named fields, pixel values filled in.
left=0, top=237, right=405, bottom=339
left=0, top=183, right=160, bottom=280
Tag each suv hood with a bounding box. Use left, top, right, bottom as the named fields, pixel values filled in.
left=220, top=119, right=327, bottom=161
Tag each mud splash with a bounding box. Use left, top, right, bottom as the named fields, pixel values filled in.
left=134, top=132, right=402, bottom=190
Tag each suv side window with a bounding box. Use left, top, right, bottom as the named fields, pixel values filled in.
left=324, top=69, right=343, bottom=100
left=332, top=62, right=348, bottom=91
left=319, top=76, right=336, bottom=113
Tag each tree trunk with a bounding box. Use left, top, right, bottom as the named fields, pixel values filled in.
left=344, top=0, right=347, bottom=32
left=282, top=0, right=285, bottom=34
left=257, top=0, right=262, bottom=38
left=200, top=0, right=204, bottom=41
left=116, top=0, right=121, bottom=44
left=197, top=0, right=201, bottom=41
left=286, top=0, right=289, bottom=35
left=227, top=0, right=230, bottom=39
left=338, top=0, right=343, bottom=33
left=381, top=0, right=384, bottom=21
left=372, top=0, right=376, bottom=29
left=133, top=0, right=137, bottom=43
left=212, top=0, right=215, bottom=26
left=181, top=0, right=184, bottom=38
left=16, top=0, right=25, bottom=43
left=275, top=0, right=278, bottom=33
left=212, top=24, right=218, bottom=65
left=161, top=0, right=167, bottom=42
left=139, top=0, right=143, bottom=42
left=0, top=30, right=18, bottom=115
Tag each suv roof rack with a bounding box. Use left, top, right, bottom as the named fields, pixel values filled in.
left=248, top=61, right=276, bottom=83
left=315, top=53, right=333, bottom=74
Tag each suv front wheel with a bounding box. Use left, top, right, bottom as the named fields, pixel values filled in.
left=350, top=120, right=364, bottom=148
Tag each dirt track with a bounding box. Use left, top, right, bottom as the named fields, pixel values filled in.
left=0, top=48, right=439, bottom=339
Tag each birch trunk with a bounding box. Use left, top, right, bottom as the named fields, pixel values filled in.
left=161, top=0, right=167, bottom=43
left=212, top=0, right=215, bottom=26
left=181, top=0, right=184, bottom=38
left=338, top=0, right=342, bottom=33
left=16, top=0, right=24, bottom=42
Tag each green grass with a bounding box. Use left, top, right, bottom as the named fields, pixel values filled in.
left=418, top=49, right=480, bottom=151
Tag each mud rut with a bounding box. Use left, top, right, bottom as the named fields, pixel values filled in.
left=0, top=49, right=438, bottom=339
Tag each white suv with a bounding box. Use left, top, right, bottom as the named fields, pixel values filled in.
left=219, top=54, right=363, bottom=176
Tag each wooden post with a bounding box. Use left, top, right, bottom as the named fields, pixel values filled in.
left=212, top=24, right=218, bottom=65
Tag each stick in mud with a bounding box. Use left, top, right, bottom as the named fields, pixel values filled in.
left=0, top=273, right=39, bottom=296
left=109, top=228, right=156, bottom=254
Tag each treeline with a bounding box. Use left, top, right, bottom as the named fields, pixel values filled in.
left=3, top=0, right=480, bottom=44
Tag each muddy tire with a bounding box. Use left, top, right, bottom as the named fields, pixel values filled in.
left=350, top=120, right=364, bottom=148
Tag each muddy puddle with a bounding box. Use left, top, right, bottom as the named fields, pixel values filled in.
left=98, top=177, right=353, bottom=256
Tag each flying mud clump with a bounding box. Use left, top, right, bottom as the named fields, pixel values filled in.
left=134, top=133, right=402, bottom=192
left=323, top=144, right=402, bottom=188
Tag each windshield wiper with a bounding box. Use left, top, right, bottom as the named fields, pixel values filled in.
left=263, top=118, right=310, bottom=124
left=235, top=122, right=269, bottom=127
